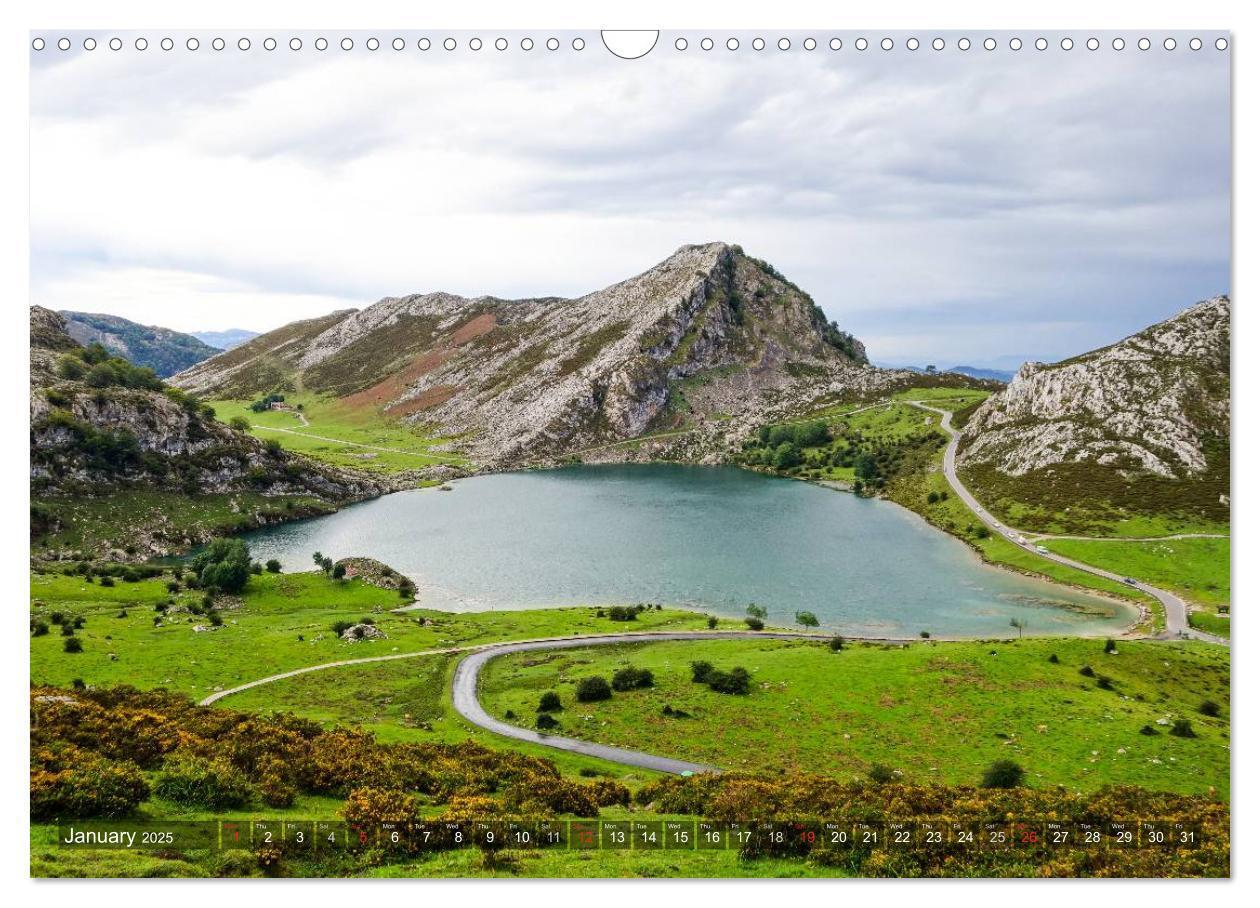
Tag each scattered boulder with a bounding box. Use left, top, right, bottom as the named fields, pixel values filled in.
left=340, top=623, right=387, bottom=642
left=333, top=557, right=409, bottom=591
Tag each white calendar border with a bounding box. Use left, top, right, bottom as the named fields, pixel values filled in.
left=1, top=0, right=1251, bottom=904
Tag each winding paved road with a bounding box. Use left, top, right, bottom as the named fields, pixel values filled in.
left=451, top=631, right=838, bottom=774
left=202, top=629, right=844, bottom=773
left=907, top=401, right=1226, bottom=646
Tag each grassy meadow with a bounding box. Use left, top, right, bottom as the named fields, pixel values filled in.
left=29, top=569, right=744, bottom=701
left=209, top=393, right=466, bottom=474
left=1042, top=536, right=1230, bottom=625
left=479, top=637, right=1230, bottom=797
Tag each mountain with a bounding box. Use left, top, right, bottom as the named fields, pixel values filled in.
left=30, top=308, right=381, bottom=556
left=192, top=328, right=259, bottom=351
left=945, top=365, right=1015, bottom=383
left=59, top=311, right=222, bottom=378
left=875, top=363, right=1014, bottom=383
left=174, top=243, right=892, bottom=466
left=956, top=296, right=1230, bottom=529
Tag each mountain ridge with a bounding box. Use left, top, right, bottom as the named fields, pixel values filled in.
left=29, top=307, right=382, bottom=557
left=956, top=295, right=1230, bottom=530
left=174, top=243, right=888, bottom=466
left=59, top=310, right=222, bottom=378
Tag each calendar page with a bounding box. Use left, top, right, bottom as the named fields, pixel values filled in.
left=27, top=24, right=1231, bottom=882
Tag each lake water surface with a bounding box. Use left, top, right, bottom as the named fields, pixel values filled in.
left=245, top=464, right=1137, bottom=638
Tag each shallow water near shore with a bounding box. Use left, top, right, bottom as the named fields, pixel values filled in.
left=244, top=463, right=1137, bottom=638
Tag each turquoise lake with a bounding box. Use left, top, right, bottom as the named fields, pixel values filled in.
left=244, top=464, right=1138, bottom=638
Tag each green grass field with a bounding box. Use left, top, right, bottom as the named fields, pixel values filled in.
left=30, top=569, right=744, bottom=701
left=893, top=387, right=991, bottom=411
left=1041, top=537, right=1230, bottom=615
left=209, top=394, right=466, bottom=474
left=479, top=637, right=1229, bottom=796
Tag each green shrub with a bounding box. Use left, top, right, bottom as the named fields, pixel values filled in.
left=610, top=667, right=654, bottom=691
left=153, top=754, right=255, bottom=809
left=744, top=617, right=765, bottom=631
left=535, top=713, right=560, bottom=731
left=1170, top=719, right=1196, bottom=739
left=331, top=621, right=354, bottom=636
left=30, top=746, right=149, bottom=819
left=829, top=636, right=845, bottom=652
left=1199, top=700, right=1221, bottom=717
left=537, top=691, right=562, bottom=713
left=575, top=676, right=612, bottom=703
left=607, top=605, right=638, bottom=621
left=1104, top=639, right=1117, bottom=654
left=265, top=559, right=281, bottom=573
left=706, top=616, right=718, bottom=629
left=690, top=661, right=714, bottom=683
left=795, top=611, right=819, bottom=628
left=868, top=763, right=895, bottom=785
left=31, top=620, right=50, bottom=637
left=1139, top=724, right=1158, bottom=736
left=63, top=637, right=83, bottom=653
left=1079, top=665, right=1095, bottom=678
left=706, top=667, right=751, bottom=695
left=981, top=759, right=1025, bottom=789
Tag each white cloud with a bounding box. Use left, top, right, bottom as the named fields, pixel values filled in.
left=30, top=33, right=1229, bottom=361
left=32, top=264, right=360, bottom=332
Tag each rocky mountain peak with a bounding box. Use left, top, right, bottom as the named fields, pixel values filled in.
left=958, top=295, right=1230, bottom=481
left=173, top=244, right=872, bottom=466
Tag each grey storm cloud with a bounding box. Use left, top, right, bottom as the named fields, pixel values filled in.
left=29, top=31, right=1229, bottom=364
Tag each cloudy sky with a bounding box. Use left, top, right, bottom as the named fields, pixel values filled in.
left=30, top=31, right=1229, bottom=366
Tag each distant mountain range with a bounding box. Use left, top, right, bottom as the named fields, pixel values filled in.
left=59, top=311, right=222, bottom=378
left=876, top=363, right=1016, bottom=383
left=944, top=365, right=1016, bottom=382
left=192, top=328, right=260, bottom=351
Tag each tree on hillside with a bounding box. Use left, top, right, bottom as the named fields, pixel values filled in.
left=772, top=442, right=802, bottom=470
left=191, top=538, right=252, bottom=594
left=795, top=611, right=819, bottom=628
